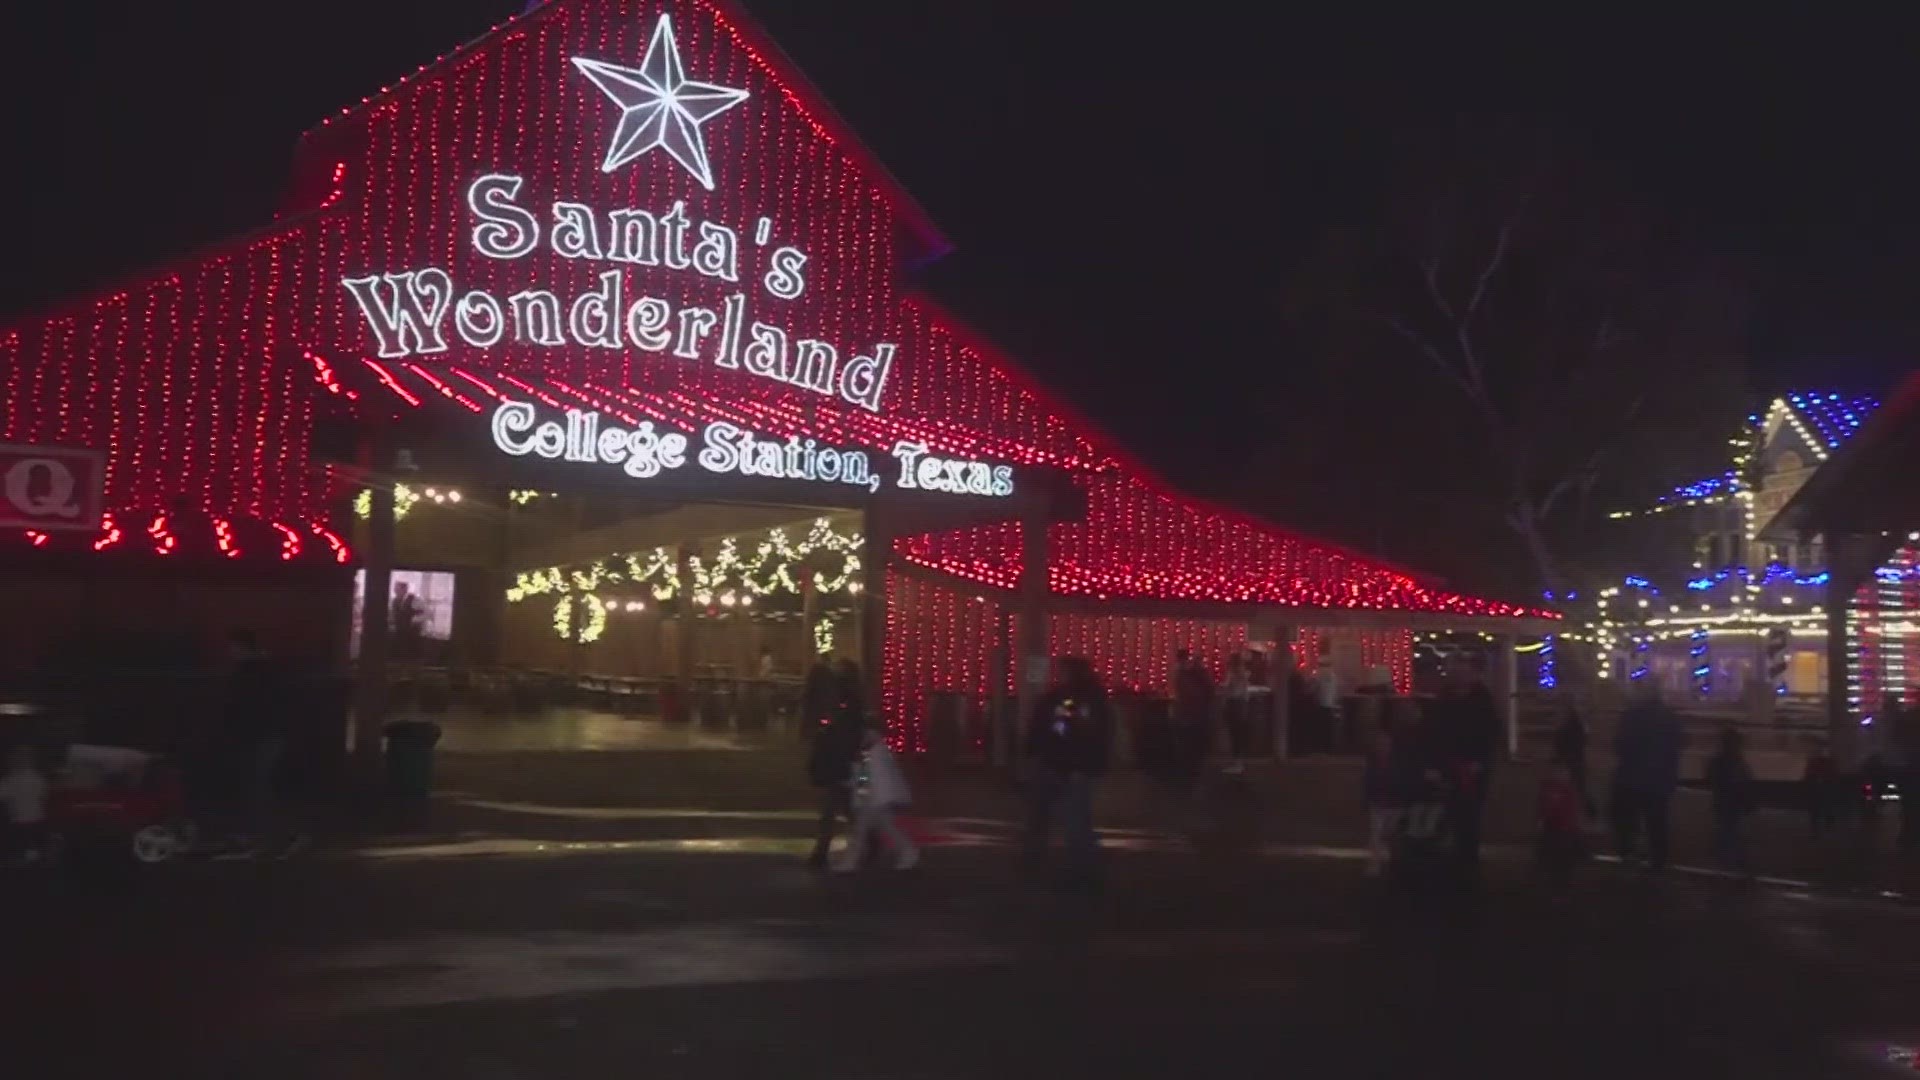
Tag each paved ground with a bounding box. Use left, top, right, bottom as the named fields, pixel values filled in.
left=11, top=710, right=1920, bottom=1078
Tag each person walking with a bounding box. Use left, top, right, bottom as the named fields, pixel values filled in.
left=799, top=655, right=837, bottom=740
left=215, top=630, right=287, bottom=857
left=1024, top=656, right=1115, bottom=889
left=1171, top=649, right=1214, bottom=785
left=1315, top=661, right=1343, bottom=752
left=834, top=728, right=918, bottom=871
left=1705, top=726, right=1755, bottom=874
left=804, top=661, right=865, bottom=869
left=1803, top=738, right=1840, bottom=841
left=1441, top=667, right=1500, bottom=874
left=1537, top=761, right=1586, bottom=894
left=1222, top=652, right=1251, bottom=775
left=1553, top=701, right=1593, bottom=815
left=1611, top=683, right=1683, bottom=870
left=1362, top=723, right=1402, bottom=877
left=0, top=745, right=50, bottom=864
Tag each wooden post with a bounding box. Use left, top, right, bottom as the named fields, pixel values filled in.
left=1271, top=623, right=1294, bottom=761
left=568, top=594, right=587, bottom=674
left=858, top=513, right=891, bottom=732
left=353, top=481, right=395, bottom=777
left=1494, top=633, right=1520, bottom=758
left=1013, top=510, right=1050, bottom=755
left=990, top=610, right=1013, bottom=766
left=1825, top=594, right=1851, bottom=763
left=800, top=573, right=818, bottom=656
left=799, top=574, right=818, bottom=738
left=676, top=545, right=694, bottom=723
left=1825, top=533, right=1886, bottom=767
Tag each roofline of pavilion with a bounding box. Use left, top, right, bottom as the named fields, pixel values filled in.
left=887, top=562, right=1560, bottom=636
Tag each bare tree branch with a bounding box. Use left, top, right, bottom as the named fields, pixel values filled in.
left=1282, top=124, right=1748, bottom=595
left=1591, top=316, right=1631, bottom=356
left=1382, top=316, right=1473, bottom=397
left=1422, top=260, right=1457, bottom=323
left=1535, top=473, right=1580, bottom=522
left=1453, top=324, right=1489, bottom=402
left=1463, top=203, right=1522, bottom=324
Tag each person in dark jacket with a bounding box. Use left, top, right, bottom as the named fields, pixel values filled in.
left=1705, top=726, right=1754, bottom=873
left=804, top=660, right=866, bottom=869
left=216, top=629, right=286, bottom=854
left=1439, top=668, right=1500, bottom=872
left=1802, top=738, right=1841, bottom=840
left=1362, top=722, right=1404, bottom=876
left=1611, top=685, right=1683, bottom=869
left=1024, top=656, right=1114, bottom=887
left=799, top=656, right=838, bottom=741
left=1170, top=649, right=1214, bottom=783
left=1552, top=701, right=1592, bottom=814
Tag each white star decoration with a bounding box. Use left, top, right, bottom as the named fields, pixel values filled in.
left=571, top=13, right=750, bottom=190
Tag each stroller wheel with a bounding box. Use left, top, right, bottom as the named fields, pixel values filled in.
left=131, top=824, right=181, bottom=864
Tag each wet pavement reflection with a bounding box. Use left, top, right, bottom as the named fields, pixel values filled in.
left=432, top=710, right=755, bottom=754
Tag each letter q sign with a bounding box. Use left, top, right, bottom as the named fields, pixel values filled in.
left=0, top=444, right=105, bottom=532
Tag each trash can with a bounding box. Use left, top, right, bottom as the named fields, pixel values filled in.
left=384, top=719, right=443, bottom=801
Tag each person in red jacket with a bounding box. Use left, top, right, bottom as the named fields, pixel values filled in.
left=1537, top=761, right=1585, bottom=893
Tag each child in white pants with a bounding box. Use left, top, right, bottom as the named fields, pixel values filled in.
left=835, top=729, right=919, bottom=871
left=1362, top=727, right=1398, bottom=876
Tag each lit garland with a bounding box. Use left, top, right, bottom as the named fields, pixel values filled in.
left=553, top=593, right=609, bottom=644
left=507, top=517, right=861, bottom=640
left=812, top=614, right=835, bottom=655
left=509, top=517, right=859, bottom=607
left=352, top=483, right=465, bottom=520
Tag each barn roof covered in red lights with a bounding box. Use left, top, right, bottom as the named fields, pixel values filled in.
left=0, top=0, right=1549, bottom=623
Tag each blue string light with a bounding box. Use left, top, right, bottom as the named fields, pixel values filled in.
left=1630, top=636, right=1651, bottom=681
left=1784, top=391, right=1879, bottom=449
left=1681, top=562, right=1830, bottom=592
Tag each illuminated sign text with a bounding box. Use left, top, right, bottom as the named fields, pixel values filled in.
left=488, top=401, right=1010, bottom=498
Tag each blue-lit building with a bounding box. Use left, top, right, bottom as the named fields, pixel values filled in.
left=1575, top=391, right=1893, bottom=711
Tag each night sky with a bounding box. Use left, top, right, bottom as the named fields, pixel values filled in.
left=6, top=2, right=1920, bottom=585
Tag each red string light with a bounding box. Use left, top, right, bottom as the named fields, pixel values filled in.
left=0, top=0, right=1534, bottom=737
left=92, top=512, right=122, bottom=552
left=360, top=360, right=422, bottom=407
left=272, top=521, right=303, bottom=561
left=318, top=161, right=350, bottom=209
left=303, top=349, right=355, bottom=399
left=148, top=514, right=176, bottom=556
left=312, top=523, right=351, bottom=564
left=405, top=363, right=484, bottom=413
left=213, top=517, right=241, bottom=558
left=894, top=480, right=1551, bottom=618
